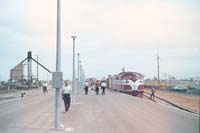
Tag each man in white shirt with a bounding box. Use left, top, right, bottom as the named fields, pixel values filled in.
left=84, top=81, right=89, bottom=95
left=62, top=80, right=72, bottom=111
left=101, top=81, right=107, bottom=95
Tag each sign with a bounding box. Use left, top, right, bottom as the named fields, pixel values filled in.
left=52, top=72, right=63, bottom=88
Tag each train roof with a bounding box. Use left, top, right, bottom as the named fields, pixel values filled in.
left=117, top=72, right=144, bottom=79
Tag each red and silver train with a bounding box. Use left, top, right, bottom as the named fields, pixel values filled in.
left=107, top=72, right=144, bottom=98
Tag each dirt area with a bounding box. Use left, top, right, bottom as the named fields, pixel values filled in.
left=0, top=87, right=44, bottom=101
left=144, top=88, right=200, bottom=114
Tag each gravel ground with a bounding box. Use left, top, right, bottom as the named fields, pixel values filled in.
left=144, top=88, right=200, bottom=114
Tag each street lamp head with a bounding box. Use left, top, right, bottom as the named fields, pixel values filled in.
left=71, top=36, right=77, bottom=39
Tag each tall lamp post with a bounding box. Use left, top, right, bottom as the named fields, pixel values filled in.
left=79, top=61, right=82, bottom=88
left=72, top=36, right=76, bottom=102
left=157, top=54, right=160, bottom=89
left=54, top=0, right=62, bottom=130
left=77, top=53, right=80, bottom=94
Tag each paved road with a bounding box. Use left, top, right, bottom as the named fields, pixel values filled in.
left=0, top=88, right=199, bottom=133
left=0, top=88, right=54, bottom=133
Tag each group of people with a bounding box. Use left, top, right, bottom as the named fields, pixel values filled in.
left=84, top=80, right=107, bottom=95
left=61, top=80, right=107, bottom=112
left=61, top=80, right=157, bottom=112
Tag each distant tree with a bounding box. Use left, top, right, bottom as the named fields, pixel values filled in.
left=171, top=77, right=175, bottom=80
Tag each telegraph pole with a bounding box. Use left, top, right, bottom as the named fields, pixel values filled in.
left=157, top=54, right=160, bottom=89
left=162, top=73, right=167, bottom=89
left=72, top=36, right=76, bottom=103
left=169, top=75, right=172, bottom=88
left=55, top=0, right=61, bottom=130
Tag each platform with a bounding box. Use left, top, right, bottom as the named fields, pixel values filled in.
left=0, top=88, right=198, bottom=133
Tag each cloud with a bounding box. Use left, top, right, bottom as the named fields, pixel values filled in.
left=7, top=0, right=199, bottom=50
left=0, top=0, right=200, bottom=80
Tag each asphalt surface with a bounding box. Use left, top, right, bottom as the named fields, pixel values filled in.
left=0, top=88, right=199, bottom=133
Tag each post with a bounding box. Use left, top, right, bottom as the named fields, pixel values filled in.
left=72, top=36, right=76, bottom=103
left=80, top=64, right=85, bottom=86
left=55, top=0, right=61, bottom=130
left=80, top=61, right=82, bottom=88
left=80, top=63, right=84, bottom=88
left=77, top=53, right=80, bottom=94
left=164, top=73, right=167, bottom=89
left=157, top=54, right=160, bottom=89
left=27, top=57, right=32, bottom=88
left=37, top=56, right=39, bottom=81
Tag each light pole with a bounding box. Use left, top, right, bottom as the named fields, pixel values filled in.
left=79, top=61, right=82, bottom=89
left=80, top=63, right=85, bottom=87
left=72, top=36, right=76, bottom=103
left=157, top=54, right=160, bottom=89
left=55, top=0, right=61, bottom=130
left=77, top=53, right=80, bottom=94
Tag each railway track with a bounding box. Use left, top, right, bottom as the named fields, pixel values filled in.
left=143, top=92, right=198, bottom=114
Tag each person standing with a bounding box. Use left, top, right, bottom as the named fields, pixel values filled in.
left=21, top=89, right=26, bottom=98
left=95, top=80, right=100, bottom=95
left=62, top=80, right=72, bottom=112
left=150, top=87, right=155, bottom=100
left=43, top=82, right=48, bottom=93
left=84, top=80, right=89, bottom=95
left=101, top=81, right=106, bottom=95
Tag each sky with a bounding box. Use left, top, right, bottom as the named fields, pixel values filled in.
left=0, top=0, right=200, bottom=81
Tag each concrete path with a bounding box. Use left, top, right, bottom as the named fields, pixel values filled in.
left=0, top=88, right=199, bottom=133
left=61, top=90, right=199, bottom=133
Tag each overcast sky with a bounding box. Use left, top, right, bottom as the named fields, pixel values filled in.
left=0, top=0, right=200, bottom=81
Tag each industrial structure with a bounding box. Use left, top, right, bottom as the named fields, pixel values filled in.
left=10, top=51, right=51, bottom=88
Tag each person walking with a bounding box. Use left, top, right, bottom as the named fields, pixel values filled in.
left=84, top=80, right=89, bottom=95
left=101, top=81, right=106, bottom=95
left=150, top=87, right=155, bottom=100
left=21, top=89, right=26, bottom=98
left=62, top=80, right=72, bottom=112
left=43, top=82, right=48, bottom=93
left=95, top=80, right=100, bottom=95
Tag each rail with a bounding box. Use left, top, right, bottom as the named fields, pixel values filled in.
left=143, top=92, right=198, bottom=115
